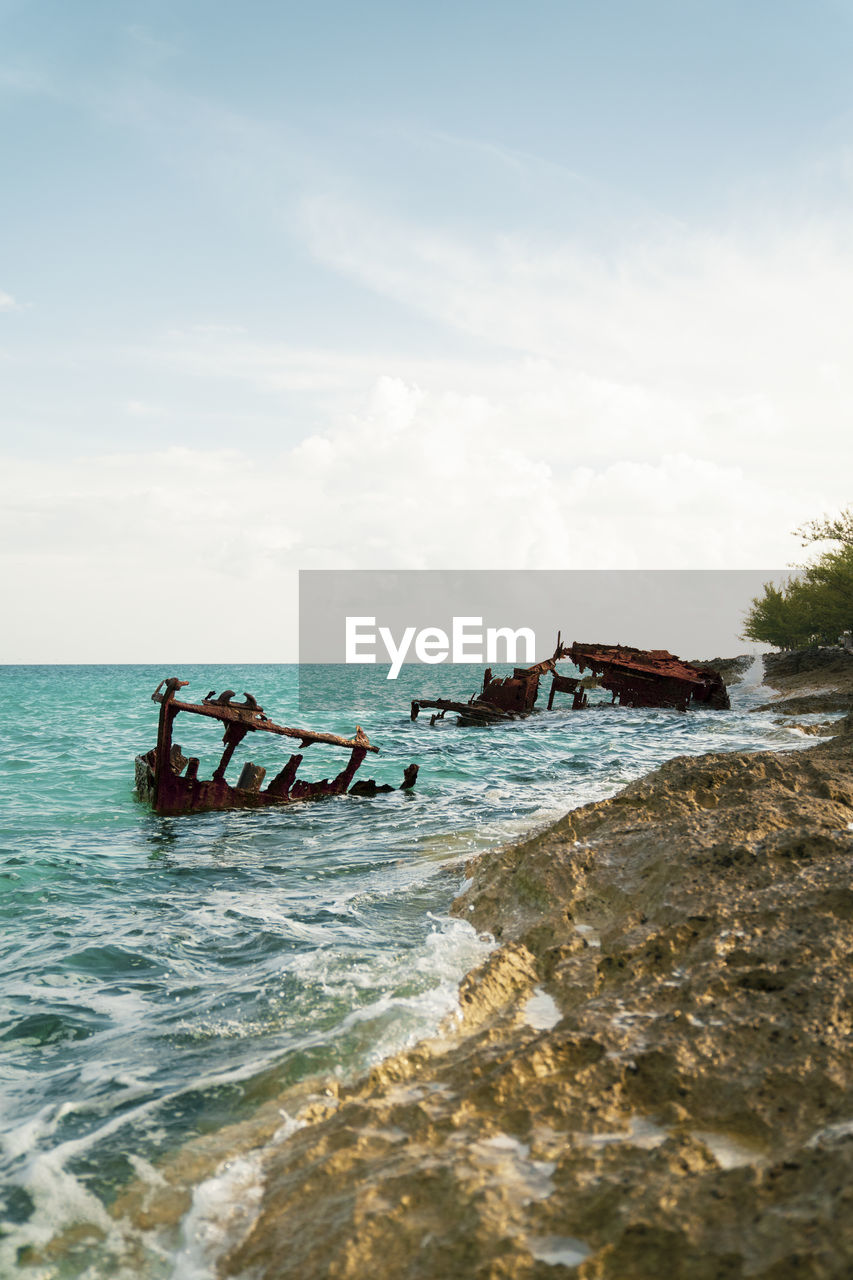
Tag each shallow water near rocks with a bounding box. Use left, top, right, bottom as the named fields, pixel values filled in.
left=0, top=660, right=819, bottom=1276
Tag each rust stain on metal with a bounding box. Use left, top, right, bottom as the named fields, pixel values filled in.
left=135, top=678, right=418, bottom=816
left=547, top=672, right=587, bottom=711
left=410, top=633, right=731, bottom=725
left=566, top=642, right=730, bottom=711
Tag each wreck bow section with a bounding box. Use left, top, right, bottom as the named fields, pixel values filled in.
left=135, top=678, right=418, bottom=816
left=567, top=642, right=730, bottom=711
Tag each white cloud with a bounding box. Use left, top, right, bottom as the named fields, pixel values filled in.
left=297, top=195, right=853, bottom=478
left=0, top=291, right=19, bottom=311
left=124, top=399, right=165, bottom=418
left=4, top=167, right=852, bottom=658
left=121, top=188, right=853, bottom=498
left=0, top=375, right=817, bottom=660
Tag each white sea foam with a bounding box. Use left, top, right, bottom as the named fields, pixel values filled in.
left=576, top=1115, right=669, bottom=1150
left=522, top=987, right=562, bottom=1030
left=170, top=1111, right=302, bottom=1280
left=0, top=1141, right=119, bottom=1277
left=170, top=1153, right=265, bottom=1280
left=736, top=655, right=765, bottom=691
left=529, top=1234, right=593, bottom=1266
left=693, top=1129, right=766, bottom=1169
left=467, top=1133, right=556, bottom=1203
left=330, top=917, right=494, bottom=1064
left=806, top=1117, right=853, bottom=1147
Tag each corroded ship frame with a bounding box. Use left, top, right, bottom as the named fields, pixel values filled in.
left=410, top=635, right=729, bottom=726
left=567, top=642, right=730, bottom=711
left=136, top=678, right=417, bottom=816
left=410, top=636, right=576, bottom=725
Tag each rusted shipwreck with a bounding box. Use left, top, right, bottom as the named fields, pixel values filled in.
left=567, top=643, right=730, bottom=711
left=136, top=678, right=418, bottom=816
left=410, top=636, right=730, bottom=725
left=411, top=637, right=579, bottom=725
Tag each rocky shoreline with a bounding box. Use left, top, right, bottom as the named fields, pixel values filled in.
left=105, top=655, right=853, bottom=1279
left=753, top=650, right=853, bottom=719
left=209, top=657, right=853, bottom=1279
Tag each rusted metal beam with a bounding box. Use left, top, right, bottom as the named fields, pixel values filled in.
left=411, top=634, right=570, bottom=726
left=411, top=697, right=522, bottom=726
left=151, top=679, right=379, bottom=752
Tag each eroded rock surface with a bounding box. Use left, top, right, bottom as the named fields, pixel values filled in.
left=689, top=654, right=755, bottom=685
left=217, top=714, right=853, bottom=1280
left=756, top=649, right=853, bottom=715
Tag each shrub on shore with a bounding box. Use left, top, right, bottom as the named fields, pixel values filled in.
left=744, top=507, right=853, bottom=649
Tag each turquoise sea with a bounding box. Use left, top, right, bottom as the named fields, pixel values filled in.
left=0, top=661, right=820, bottom=1277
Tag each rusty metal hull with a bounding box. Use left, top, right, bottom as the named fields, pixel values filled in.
left=134, top=747, right=374, bottom=816
left=136, top=678, right=417, bottom=816
left=568, top=643, right=730, bottom=712
left=409, top=633, right=731, bottom=725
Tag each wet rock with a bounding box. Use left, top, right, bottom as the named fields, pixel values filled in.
left=763, top=648, right=853, bottom=680
left=755, top=649, right=853, bottom=715
left=689, top=655, right=755, bottom=685
left=207, top=714, right=853, bottom=1279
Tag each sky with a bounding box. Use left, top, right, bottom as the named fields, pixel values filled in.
left=1, top=0, right=852, bottom=661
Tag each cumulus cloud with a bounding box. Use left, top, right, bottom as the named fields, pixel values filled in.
left=4, top=179, right=852, bottom=658
left=0, top=375, right=811, bottom=660
left=130, top=193, right=853, bottom=499
left=297, top=195, right=853, bottom=486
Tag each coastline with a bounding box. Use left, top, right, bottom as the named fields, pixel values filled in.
left=117, top=659, right=853, bottom=1278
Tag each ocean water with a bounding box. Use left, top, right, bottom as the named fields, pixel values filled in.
left=0, top=660, right=817, bottom=1277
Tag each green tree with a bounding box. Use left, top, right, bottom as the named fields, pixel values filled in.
left=795, top=505, right=853, bottom=547
left=743, top=510, right=853, bottom=648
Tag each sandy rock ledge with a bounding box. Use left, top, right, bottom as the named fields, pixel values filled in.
left=214, top=701, right=853, bottom=1280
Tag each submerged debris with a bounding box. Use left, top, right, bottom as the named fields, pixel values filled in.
left=411, top=634, right=731, bottom=725
left=411, top=636, right=571, bottom=725
left=135, top=678, right=418, bottom=815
